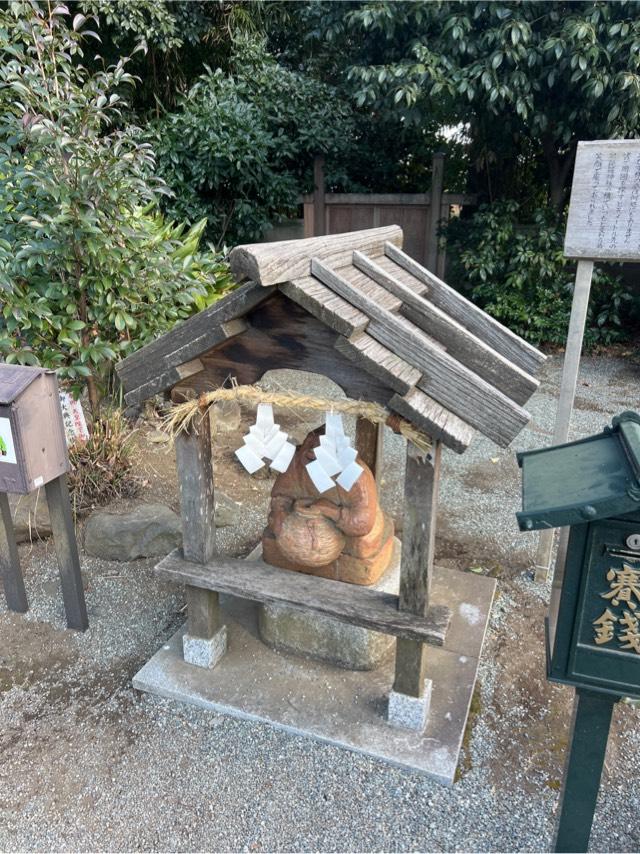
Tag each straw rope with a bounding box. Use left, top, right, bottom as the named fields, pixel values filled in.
left=164, top=382, right=432, bottom=454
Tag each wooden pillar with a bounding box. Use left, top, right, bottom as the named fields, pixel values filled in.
left=313, top=155, right=326, bottom=237
left=355, top=418, right=383, bottom=481
left=175, top=409, right=225, bottom=666
left=426, top=153, right=445, bottom=272
left=393, top=440, right=441, bottom=698
left=45, top=474, right=88, bottom=631
left=0, top=492, right=28, bottom=613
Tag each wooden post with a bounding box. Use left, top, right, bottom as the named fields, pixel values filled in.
left=175, top=408, right=226, bottom=667
left=45, top=474, right=88, bottom=631
left=392, top=440, right=441, bottom=703
left=355, top=418, right=383, bottom=481
left=436, top=200, right=451, bottom=279
left=0, top=492, right=28, bottom=613
left=534, top=259, right=594, bottom=582
left=426, top=153, right=445, bottom=271
left=313, top=155, right=326, bottom=237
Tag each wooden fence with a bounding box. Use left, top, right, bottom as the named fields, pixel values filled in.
left=302, top=154, right=476, bottom=276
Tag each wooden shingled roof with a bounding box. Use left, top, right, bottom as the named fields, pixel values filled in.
left=116, top=226, right=546, bottom=453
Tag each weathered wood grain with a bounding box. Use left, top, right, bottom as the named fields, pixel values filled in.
left=389, top=387, right=475, bottom=454
left=311, top=259, right=530, bottom=446
left=229, top=225, right=403, bottom=286
left=353, top=251, right=539, bottom=405
left=116, top=282, right=272, bottom=397
left=155, top=549, right=452, bottom=645
left=175, top=411, right=222, bottom=639
left=355, top=417, right=384, bottom=480
left=334, top=332, right=421, bottom=396
left=384, top=242, right=546, bottom=376
left=394, top=440, right=442, bottom=698
left=0, top=492, right=27, bottom=613
left=279, top=278, right=369, bottom=338
left=45, top=474, right=88, bottom=631
left=331, top=262, right=402, bottom=313
left=165, top=294, right=400, bottom=414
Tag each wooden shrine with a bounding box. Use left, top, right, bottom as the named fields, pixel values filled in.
left=117, top=225, right=545, bottom=781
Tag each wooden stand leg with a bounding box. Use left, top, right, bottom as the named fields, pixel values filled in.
left=175, top=409, right=226, bottom=668
left=45, top=475, right=88, bottom=631
left=389, top=440, right=441, bottom=729
left=554, top=688, right=616, bottom=853
left=0, top=492, right=28, bottom=613
left=355, top=418, right=384, bottom=480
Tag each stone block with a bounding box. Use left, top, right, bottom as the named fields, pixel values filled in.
left=256, top=539, right=401, bottom=670
left=183, top=625, right=227, bottom=669
left=388, top=678, right=433, bottom=732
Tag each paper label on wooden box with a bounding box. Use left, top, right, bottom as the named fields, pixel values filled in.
left=564, top=139, right=640, bottom=261
left=0, top=416, right=17, bottom=465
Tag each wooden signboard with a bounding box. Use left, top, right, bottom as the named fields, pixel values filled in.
left=564, top=139, right=640, bottom=261
left=535, top=139, right=640, bottom=583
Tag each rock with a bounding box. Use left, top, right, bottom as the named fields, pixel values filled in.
left=84, top=495, right=239, bottom=560
left=10, top=490, right=52, bottom=543
left=257, top=538, right=401, bottom=671
left=147, top=429, right=170, bottom=444
left=211, top=399, right=241, bottom=434
left=84, top=503, right=182, bottom=561
left=215, top=493, right=241, bottom=528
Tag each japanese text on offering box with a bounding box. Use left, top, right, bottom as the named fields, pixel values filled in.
left=564, top=140, right=640, bottom=261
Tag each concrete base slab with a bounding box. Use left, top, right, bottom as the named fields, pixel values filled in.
left=133, top=565, right=495, bottom=785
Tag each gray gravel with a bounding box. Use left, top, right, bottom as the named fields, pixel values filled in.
left=1, top=354, right=640, bottom=852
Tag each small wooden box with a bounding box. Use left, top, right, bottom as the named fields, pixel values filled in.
left=0, top=364, right=69, bottom=494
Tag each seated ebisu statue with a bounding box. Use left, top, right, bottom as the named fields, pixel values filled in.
left=262, top=427, right=394, bottom=585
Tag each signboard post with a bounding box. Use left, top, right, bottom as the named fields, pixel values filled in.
left=535, top=140, right=640, bottom=583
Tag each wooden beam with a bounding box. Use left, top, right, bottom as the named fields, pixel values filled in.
left=389, top=388, right=474, bottom=455
left=311, top=258, right=529, bottom=447
left=426, top=152, right=445, bottom=272
left=353, top=251, right=539, bottom=406
left=279, top=278, right=368, bottom=338
left=121, top=320, right=246, bottom=407
left=334, top=332, right=421, bottom=396
left=313, top=155, right=326, bottom=237
left=301, top=193, right=478, bottom=207
left=355, top=418, right=384, bottom=480
left=116, top=282, right=273, bottom=397
left=384, top=243, right=546, bottom=377
left=229, top=225, right=403, bottom=287
left=0, top=492, right=27, bottom=613
left=155, top=549, right=452, bottom=645
left=174, top=410, right=223, bottom=640
left=393, top=441, right=441, bottom=697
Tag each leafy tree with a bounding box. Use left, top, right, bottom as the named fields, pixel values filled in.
left=152, top=36, right=356, bottom=245
left=446, top=201, right=635, bottom=346
left=298, top=1, right=640, bottom=212
left=0, top=1, right=231, bottom=413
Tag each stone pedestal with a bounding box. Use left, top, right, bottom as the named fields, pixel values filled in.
left=255, top=539, right=401, bottom=671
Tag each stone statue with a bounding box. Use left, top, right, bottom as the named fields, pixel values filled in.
left=262, top=427, right=394, bottom=585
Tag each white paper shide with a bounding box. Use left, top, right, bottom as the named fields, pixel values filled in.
left=305, top=412, right=363, bottom=494
left=235, top=403, right=296, bottom=474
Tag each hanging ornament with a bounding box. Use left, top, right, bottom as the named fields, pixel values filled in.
left=305, top=411, right=364, bottom=494
left=235, top=403, right=296, bottom=474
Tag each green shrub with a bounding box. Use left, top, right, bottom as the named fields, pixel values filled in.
left=151, top=36, right=355, bottom=245
left=0, top=3, right=231, bottom=413
left=447, top=201, right=637, bottom=348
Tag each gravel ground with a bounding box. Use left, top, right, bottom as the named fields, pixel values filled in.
left=1, top=353, right=640, bottom=852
